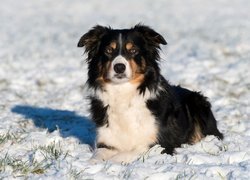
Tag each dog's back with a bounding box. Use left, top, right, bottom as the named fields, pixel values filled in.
left=173, top=86, right=223, bottom=141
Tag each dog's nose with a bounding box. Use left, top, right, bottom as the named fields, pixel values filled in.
left=114, top=63, right=126, bottom=74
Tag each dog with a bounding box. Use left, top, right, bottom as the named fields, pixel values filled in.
left=77, top=24, right=223, bottom=163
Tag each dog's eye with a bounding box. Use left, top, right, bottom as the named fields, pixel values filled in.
left=105, top=47, right=113, bottom=54
left=128, top=48, right=138, bottom=55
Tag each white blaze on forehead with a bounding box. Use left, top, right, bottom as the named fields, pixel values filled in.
left=118, top=33, right=122, bottom=54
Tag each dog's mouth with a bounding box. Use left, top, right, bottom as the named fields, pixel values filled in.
left=111, top=73, right=130, bottom=83
left=114, top=73, right=127, bottom=79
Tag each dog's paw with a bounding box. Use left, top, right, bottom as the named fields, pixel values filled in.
left=110, top=152, right=138, bottom=164
left=88, top=157, right=104, bottom=165
left=90, top=148, right=118, bottom=162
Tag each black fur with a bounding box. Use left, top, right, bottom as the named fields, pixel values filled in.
left=89, top=97, right=109, bottom=127
left=97, top=143, right=116, bottom=150
left=147, top=76, right=223, bottom=154
left=78, top=24, right=223, bottom=155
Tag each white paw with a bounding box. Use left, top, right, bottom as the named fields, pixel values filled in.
left=91, top=148, right=118, bottom=162
left=110, top=152, right=139, bottom=164
left=88, top=157, right=103, bottom=165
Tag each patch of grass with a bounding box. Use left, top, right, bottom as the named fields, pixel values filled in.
left=37, top=141, right=69, bottom=161
left=68, top=168, right=85, bottom=180
left=0, top=153, right=51, bottom=177
left=0, top=141, right=69, bottom=177
left=0, top=131, right=25, bottom=145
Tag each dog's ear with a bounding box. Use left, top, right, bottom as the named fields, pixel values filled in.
left=78, top=25, right=109, bottom=58
left=134, top=24, right=167, bottom=46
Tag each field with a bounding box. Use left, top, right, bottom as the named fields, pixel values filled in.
left=0, top=0, right=249, bottom=179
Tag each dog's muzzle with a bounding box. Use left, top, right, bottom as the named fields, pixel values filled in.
left=108, top=55, right=132, bottom=83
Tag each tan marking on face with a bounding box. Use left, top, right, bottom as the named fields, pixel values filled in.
left=97, top=61, right=112, bottom=85
left=110, top=42, right=117, bottom=49
left=190, top=122, right=204, bottom=144
left=129, top=59, right=146, bottom=84
left=126, top=43, right=133, bottom=50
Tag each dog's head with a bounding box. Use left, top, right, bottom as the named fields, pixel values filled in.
left=78, top=24, right=167, bottom=89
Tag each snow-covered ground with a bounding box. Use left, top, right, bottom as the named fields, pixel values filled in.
left=0, top=0, right=250, bottom=179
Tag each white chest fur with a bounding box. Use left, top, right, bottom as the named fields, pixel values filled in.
left=96, top=83, right=158, bottom=152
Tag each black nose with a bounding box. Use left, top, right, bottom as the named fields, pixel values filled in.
left=114, top=63, right=126, bottom=74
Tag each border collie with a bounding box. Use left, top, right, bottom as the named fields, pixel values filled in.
left=77, top=24, right=223, bottom=163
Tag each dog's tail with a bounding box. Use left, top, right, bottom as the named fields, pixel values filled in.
left=184, top=91, right=224, bottom=143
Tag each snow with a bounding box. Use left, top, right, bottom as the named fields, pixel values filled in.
left=0, top=0, right=250, bottom=179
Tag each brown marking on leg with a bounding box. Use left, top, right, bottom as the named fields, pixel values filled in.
left=190, top=122, right=204, bottom=144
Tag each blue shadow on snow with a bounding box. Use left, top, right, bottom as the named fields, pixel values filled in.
left=11, top=105, right=96, bottom=147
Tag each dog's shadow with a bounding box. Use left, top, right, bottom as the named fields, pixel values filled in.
left=11, top=105, right=96, bottom=147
